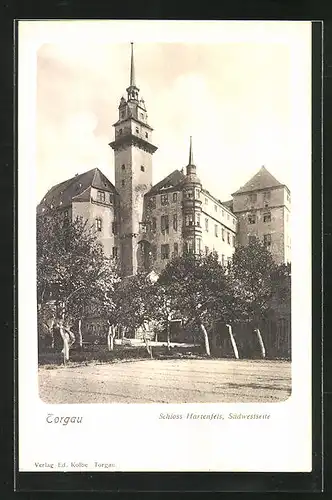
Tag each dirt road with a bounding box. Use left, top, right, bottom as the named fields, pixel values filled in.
left=39, top=358, right=291, bottom=404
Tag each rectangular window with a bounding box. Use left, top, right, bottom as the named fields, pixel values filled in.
left=222, top=210, right=224, bottom=217
left=121, top=112, right=125, bottom=119
left=195, top=188, right=200, bottom=199
left=264, top=234, right=272, bottom=247
left=161, top=215, right=169, bottom=233
left=145, top=132, right=148, bottom=139
left=111, top=221, right=115, bottom=234
left=109, top=194, right=114, bottom=204
left=96, top=218, right=102, bottom=232
left=151, top=217, right=157, bottom=232
left=161, top=194, right=169, bottom=206
left=135, top=127, right=139, bottom=134
left=227, top=213, right=230, bottom=220
left=196, top=238, right=202, bottom=254
left=205, top=246, right=209, bottom=255
left=232, top=235, right=235, bottom=247
left=173, top=192, right=178, bottom=202
left=263, top=212, right=271, bottom=223
left=174, top=242, right=178, bottom=256
left=185, top=189, right=193, bottom=199
left=112, top=247, right=118, bottom=259
left=205, top=218, right=209, bottom=231
left=64, top=210, right=68, bottom=218
left=150, top=197, right=156, bottom=209
left=140, top=113, right=144, bottom=119
left=248, top=213, right=256, bottom=224
left=227, top=232, right=230, bottom=244
left=196, top=213, right=201, bottom=227
left=185, top=213, right=194, bottom=226
left=222, top=228, right=225, bottom=241
left=249, top=193, right=257, bottom=203
left=141, top=165, right=145, bottom=172
left=263, top=191, right=271, bottom=200
left=221, top=254, right=225, bottom=266
left=161, top=244, right=170, bottom=260
left=214, top=204, right=217, bottom=212
left=173, top=214, right=178, bottom=231
left=215, top=224, right=218, bottom=237
left=248, top=235, right=256, bottom=245
left=97, top=191, right=105, bottom=203
left=119, top=128, right=123, bottom=135
left=205, top=198, right=208, bottom=205
left=121, top=180, right=125, bottom=187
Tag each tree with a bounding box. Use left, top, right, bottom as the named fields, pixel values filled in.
left=158, top=252, right=231, bottom=356
left=228, top=237, right=280, bottom=325
left=37, top=208, right=119, bottom=359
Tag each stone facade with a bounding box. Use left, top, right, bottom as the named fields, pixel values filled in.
left=37, top=44, right=291, bottom=276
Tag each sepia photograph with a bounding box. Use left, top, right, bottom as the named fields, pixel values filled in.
left=36, top=38, right=292, bottom=405
left=18, top=20, right=312, bottom=473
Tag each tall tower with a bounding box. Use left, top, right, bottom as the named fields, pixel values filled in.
left=109, top=43, right=158, bottom=276
left=182, top=137, right=203, bottom=254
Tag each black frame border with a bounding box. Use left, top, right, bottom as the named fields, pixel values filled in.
left=9, top=11, right=323, bottom=494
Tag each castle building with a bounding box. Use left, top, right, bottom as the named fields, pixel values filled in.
left=37, top=43, right=291, bottom=277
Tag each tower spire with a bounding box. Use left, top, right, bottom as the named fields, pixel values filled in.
left=126, top=42, right=139, bottom=101
left=188, top=135, right=194, bottom=165
left=130, top=42, right=136, bottom=87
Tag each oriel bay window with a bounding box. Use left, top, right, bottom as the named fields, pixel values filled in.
left=185, top=213, right=194, bottom=226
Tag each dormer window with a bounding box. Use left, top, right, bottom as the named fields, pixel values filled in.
left=97, top=191, right=105, bottom=203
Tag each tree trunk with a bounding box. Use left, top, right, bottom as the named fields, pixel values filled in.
left=142, top=325, right=153, bottom=359
left=166, top=321, right=171, bottom=351
left=226, top=324, right=239, bottom=359
left=107, top=324, right=111, bottom=351
left=254, top=328, right=266, bottom=359
left=78, top=319, right=83, bottom=349
left=200, top=323, right=211, bottom=357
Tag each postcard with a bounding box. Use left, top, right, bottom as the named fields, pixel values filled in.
left=18, top=20, right=312, bottom=473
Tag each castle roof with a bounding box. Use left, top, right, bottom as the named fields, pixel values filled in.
left=37, top=168, right=117, bottom=214
left=146, top=169, right=185, bottom=196
left=232, top=166, right=283, bottom=195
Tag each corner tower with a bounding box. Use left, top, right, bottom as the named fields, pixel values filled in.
left=109, top=43, right=158, bottom=276
left=182, top=137, right=203, bottom=254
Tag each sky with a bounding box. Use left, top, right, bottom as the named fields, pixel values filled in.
left=22, top=21, right=311, bottom=204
